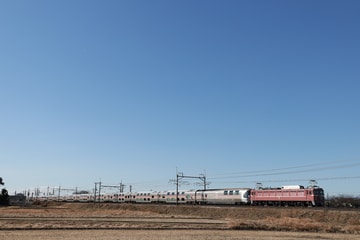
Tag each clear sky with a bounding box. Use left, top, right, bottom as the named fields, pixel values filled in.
left=1, top=0, right=359, bottom=197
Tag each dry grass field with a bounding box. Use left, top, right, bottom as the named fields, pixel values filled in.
left=0, top=203, right=359, bottom=239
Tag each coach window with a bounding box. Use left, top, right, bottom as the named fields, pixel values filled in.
left=229, top=190, right=233, bottom=195
left=224, top=191, right=228, bottom=195
left=235, top=190, right=239, bottom=195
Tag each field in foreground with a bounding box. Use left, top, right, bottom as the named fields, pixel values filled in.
left=1, top=229, right=359, bottom=240
left=0, top=203, right=359, bottom=239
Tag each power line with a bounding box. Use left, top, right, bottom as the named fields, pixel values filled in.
left=208, top=160, right=360, bottom=180
left=212, top=159, right=360, bottom=175
left=214, top=175, right=360, bottom=185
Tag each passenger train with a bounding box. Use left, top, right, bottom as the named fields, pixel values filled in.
left=32, top=185, right=325, bottom=207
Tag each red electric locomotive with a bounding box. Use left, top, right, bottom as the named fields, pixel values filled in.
left=250, top=185, right=325, bottom=207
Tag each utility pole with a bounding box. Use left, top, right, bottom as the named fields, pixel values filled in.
left=176, top=173, right=180, bottom=205
left=58, top=186, right=61, bottom=202
left=94, top=181, right=102, bottom=203
left=170, top=171, right=208, bottom=205
left=94, top=181, right=125, bottom=203
left=94, top=182, right=97, bottom=203
left=119, top=182, right=125, bottom=193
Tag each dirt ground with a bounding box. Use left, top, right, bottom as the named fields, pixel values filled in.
left=1, top=230, right=359, bottom=240
left=0, top=203, right=359, bottom=239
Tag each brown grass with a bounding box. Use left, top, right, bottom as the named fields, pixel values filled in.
left=1, top=203, right=360, bottom=234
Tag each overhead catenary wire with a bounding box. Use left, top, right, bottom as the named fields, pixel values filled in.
left=214, top=175, right=360, bottom=185
left=208, top=160, right=360, bottom=180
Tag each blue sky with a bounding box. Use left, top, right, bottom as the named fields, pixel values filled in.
left=1, top=0, right=359, bottom=196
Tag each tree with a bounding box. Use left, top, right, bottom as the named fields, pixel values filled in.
left=0, top=177, right=9, bottom=205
